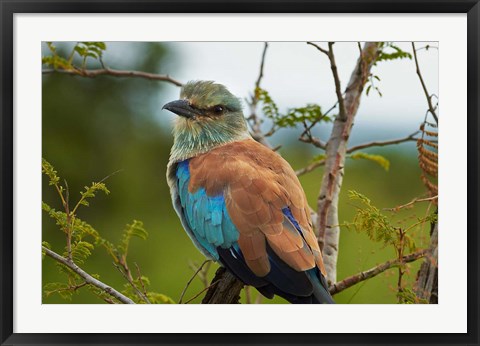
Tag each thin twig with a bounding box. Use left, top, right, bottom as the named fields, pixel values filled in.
left=179, top=260, right=212, bottom=304
left=43, top=68, right=183, bottom=87
left=42, top=246, right=135, bottom=304
left=113, top=262, right=151, bottom=304
left=134, top=262, right=149, bottom=297
left=308, top=42, right=346, bottom=120
left=412, top=43, right=438, bottom=124
left=184, top=281, right=219, bottom=304
left=298, top=136, right=326, bottom=149
left=346, top=131, right=420, bottom=153
left=295, top=160, right=326, bottom=177
left=248, top=43, right=271, bottom=145
left=306, top=41, right=329, bottom=55
left=384, top=195, right=438, bottom=212
left=329, top=249, right=427, bottom=295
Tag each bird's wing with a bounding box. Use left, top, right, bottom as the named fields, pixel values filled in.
left=188, top=139, right=327, bottom=278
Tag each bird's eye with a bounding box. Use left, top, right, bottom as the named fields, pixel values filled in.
left=213, top=105, right=224, bottom=114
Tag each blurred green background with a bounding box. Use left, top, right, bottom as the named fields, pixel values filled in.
left=42, top=42, right=434, bottom=304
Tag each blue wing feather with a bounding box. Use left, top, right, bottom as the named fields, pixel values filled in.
left=175, top=160, right=333, bottom=304
left=175, top=160, right=239, bottom=259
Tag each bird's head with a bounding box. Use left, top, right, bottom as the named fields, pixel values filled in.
left=163, top=80, right=250, bottom=160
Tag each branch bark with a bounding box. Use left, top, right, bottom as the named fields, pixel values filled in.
left=414, top=218, right=438, bottom=303
left=330, top=249, right=427, bottom=295
left=42, top=246, right=135, bottom=304
left=248, top=42, right=271, bottom=146
left=316, top=42, right=381, bottom=284
left=202, top=267, right=244, bottom=304
left=42, top=68, right=183, bottom=87
left=412, top=43, right=438, bottom=124
left=346, top=131, right=420, bottom=153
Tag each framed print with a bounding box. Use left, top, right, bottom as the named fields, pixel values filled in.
left=1, top=1, right=479, bottom=345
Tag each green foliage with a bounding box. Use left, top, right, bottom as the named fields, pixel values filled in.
left=69, top=241, right=94, bottom=265
left=255, top=87, right=331, bottom=129
left=121, top=275, right=175, bottom=304
left=76, top=182, right=110, bottom=208
left=276, top=104, right=331, bottom=128
left=44, top=282, right=76, bottom=301
left=345, top=190, right=397, bottom=246
left=119, top=220, right=148, bottom=255
left=397, top=287, right=428, bottom=304
left=42, top=159, right=174, bottom=304
left=255, top=87, right=279, bottom=120
left=349, top=152, right=390, bottom=171
left=41, top=158, right=61, bottom=187
left=364, top=43, right=412, bottom=98
left=74, top=42, right=107, bottom=61
left=376, top=42, right=412, bottom=63
left=42, top=41, right=107, bottom=70
left=42, top=202, right=68, bottom=233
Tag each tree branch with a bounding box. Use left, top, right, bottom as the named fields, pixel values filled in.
left=295, top=160, right=325, bottom=177
left=317, top=42, right=380, bottom=284
left=346, top=131, right=420, bottom=153
left=42, top=246, right=135, bottom=304
left=42, top=68, right=183, bottom=87
left=202, top=267, right=244, bottom=304
left=412, top=43, right=438, bottom=124
left=329, top=249, right=427, bottom=295
left=414, top=218, right=438, bottom=303
left=248, top=42, right=271, bottom=146
left=179, top=260, right=211, bottom=304
left=298, top=135, right=327, bottom=149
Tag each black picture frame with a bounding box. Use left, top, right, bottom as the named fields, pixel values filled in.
left=1, top=1, right=479, bottom=345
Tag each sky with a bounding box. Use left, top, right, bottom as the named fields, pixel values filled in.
left=106, top=41, right=439, bottom=145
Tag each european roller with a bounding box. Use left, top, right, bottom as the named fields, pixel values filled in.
left=164, top=81, right=334, bottom=304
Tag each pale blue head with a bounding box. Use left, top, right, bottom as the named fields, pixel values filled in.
left=163, top=81, right=250, bottom=161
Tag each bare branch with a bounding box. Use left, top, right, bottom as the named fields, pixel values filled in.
left=308, top=42, right=346, bottom=120
left=248, top=43, right=271, bottom=146
left=414, top=219, right=438, bottom=303
left=306, top=41, right=329, bottom=55
left=298, top=135, right=326, bottom=149
left=42, top=246, right=135, bottom=304
left=202, top=267, right=244, bottom=304
left=346, top=131, right=420, bottom=153
left=317, top=42, right=381, bottom=284
left=384, top=195, right=438, bottom=212
left=295, top=160, right=325, bottom=177
left=113, top=262, right=150, bottom=304
left=179, top=260, right=212, bottom=304
left=43, top=68, right=183, bottom=87
left=184, top=281, right=218, bottom=304
left=412, top=43, right=438, bottom=123
left=329, top=249, right=427, bottom=295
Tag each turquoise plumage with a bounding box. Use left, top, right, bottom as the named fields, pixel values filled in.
left=165, top=81, right=335, bottom=304
left=175, top=160, right=239, bottom=260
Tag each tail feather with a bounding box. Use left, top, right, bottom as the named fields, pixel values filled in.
left=307, top=269, right=335, bottom=304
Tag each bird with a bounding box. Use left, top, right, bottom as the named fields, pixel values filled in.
left=163, top=80, right=334, bottom=304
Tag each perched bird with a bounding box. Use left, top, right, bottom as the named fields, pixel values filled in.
left=164, top=81, right=334, bottom=304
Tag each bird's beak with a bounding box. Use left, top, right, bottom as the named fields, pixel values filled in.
left=162, top=99, right=201, bottom=119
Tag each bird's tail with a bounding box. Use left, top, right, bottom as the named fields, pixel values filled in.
left=307, top=269, right=335, bottom=304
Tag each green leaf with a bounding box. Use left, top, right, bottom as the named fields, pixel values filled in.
left=344, top=190, right=397, bottom=246
left=41, top=158, right=60, bottom=186
left=276, top=104, right=330, bottom=128
left=349, top=152, right=390, bottom=171
left=69, top=241, right=94, bottom=264
left=148, top=292, right=175, bottom=304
